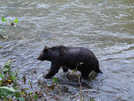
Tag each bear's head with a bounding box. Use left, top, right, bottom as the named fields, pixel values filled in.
left=37, top=46, right=51, bottom=61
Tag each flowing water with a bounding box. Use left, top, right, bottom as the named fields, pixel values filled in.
left=0, top=0, right=134, bottom=101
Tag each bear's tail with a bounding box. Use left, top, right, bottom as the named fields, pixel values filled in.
left=95, top=68, right=103, bottom=74
left=94, top=63, right=103, bottom=74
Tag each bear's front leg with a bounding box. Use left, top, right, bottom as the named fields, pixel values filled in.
left=45, top=63, right=60, bottom=79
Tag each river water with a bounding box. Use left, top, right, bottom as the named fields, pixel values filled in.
left=0, top=0, right=134, bottom=101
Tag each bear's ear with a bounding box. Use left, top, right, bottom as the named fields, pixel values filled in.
left=43, top=46, right=48, bottom=52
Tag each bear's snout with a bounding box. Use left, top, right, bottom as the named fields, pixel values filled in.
left=37, top=55, right=44, bottom=61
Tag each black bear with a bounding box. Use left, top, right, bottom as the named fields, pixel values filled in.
left=37, top=45, right=102, bottom=79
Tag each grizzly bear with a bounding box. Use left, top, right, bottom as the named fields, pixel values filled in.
left=37, top=45, right=102, bottom=79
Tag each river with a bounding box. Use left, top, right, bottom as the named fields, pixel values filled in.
left=0, top=0, right=134, bottom=101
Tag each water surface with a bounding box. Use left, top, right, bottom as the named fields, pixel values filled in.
left=0, top=0, right=134, bottom=101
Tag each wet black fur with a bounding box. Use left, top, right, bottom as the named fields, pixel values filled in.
left=37, top=45, right=102, bottom=79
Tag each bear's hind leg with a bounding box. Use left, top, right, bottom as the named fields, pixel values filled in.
left=81, top=71, right=90, bottom=80
left=62, top=66, right=68, bottom=72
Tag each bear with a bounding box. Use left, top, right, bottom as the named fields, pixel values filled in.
left=37, top=45, right=102, bottom=79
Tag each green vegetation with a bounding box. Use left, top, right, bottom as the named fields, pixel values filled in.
left=13, top=18, right=19, bottom=24
left=90, top=97, right=95, bottom=101
left=0, top=59, right=96, bottom=101
left=1, top=16, right=19, bottom=24
left=0, top=60, right=17, bottom=87
left=52, top=77, right=59, bottom=84
left=1, top=17, right=7, bottom=22
left=0, top=60, right=66, bottom=101
left=0, top=17, right=19, bottom=40
left=0, top=60, right=42, bottom=101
